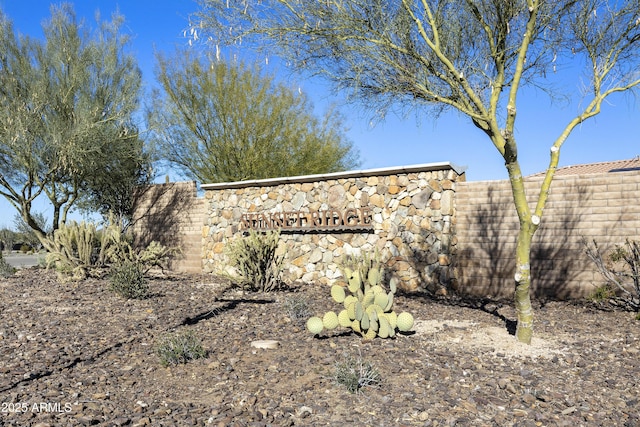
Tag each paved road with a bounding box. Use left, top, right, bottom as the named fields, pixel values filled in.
left=2, top=253, right=41, bottom=269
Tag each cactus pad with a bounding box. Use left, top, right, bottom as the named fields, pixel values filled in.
left=383, top=311, right=397, bottom=330
left=346, top=301, right=357, bottom=320
left=363, top=328, right=377, bottom=340
left=338, top=309, right=352, bottom=327
left=378, top=316, right=391, bottom=338
left=343, top=295, right=357, bottom=308
left=397, top=312, right=414, bottom=332
left=369, top=317, right=378, bottom=332
left=367, top=267, right=381, bottom=287
left=363, top=289, right=375, bottom=306
left=331, top=285, right=346, bottom=303
left=307, top=316, right=324, bottom=334
left=389, top=277, right=398, bottom=294
left=374, top=292, right=388, bottom=309
left=343, top=267, right=353, bottom=279
left=370, top=303, right=383, bottom=316
left=347, top=271, right=361, bottom=293
left=360, top=312, right=370, bottom=330
left=384, top=292, right=394, bottom=312
left=323, top=311, right=339, bottom=330
left=365, top=305, right=379, bottom=322
left=354, top=301, right=364, bottom=321
left=371, top=285, right=384, bottom=295
left=351, top=319, right=361, bottom=333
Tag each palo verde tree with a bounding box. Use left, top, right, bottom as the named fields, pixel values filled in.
left=74, top=132, right=153, bottom=225
left=13, top=212, right=49, bottom=249
left=146, top=49, right=359, bottom=183
left=0, top=4, right=148, bottom=243
left=195, top=0, right=640, bottom=343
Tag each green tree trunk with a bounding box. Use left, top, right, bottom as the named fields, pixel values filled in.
left=514, top=226, right=534, bottom=344
left=506, top=157, right=538, bottom=344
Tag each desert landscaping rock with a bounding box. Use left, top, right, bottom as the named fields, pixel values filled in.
left=250, top=340, right=280, bottom=350
left=1, top=269, right=639, bottom=426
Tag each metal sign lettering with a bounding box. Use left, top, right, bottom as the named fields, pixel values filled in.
left=241, top=207, right=373, bottom=232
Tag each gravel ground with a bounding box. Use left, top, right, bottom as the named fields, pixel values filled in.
left=0, top=268, right=639, bottom=427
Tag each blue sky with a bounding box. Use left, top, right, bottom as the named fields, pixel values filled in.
left=0, top=0, right=638, bottom=229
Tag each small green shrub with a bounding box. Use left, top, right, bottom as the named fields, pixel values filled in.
left=0, top=252, right=16, bottom=278
left=109, top=261, right=149, bottom=299
left=283, top=296, right=312, bottom=325
left=333, top=352, right=381, bottom=394
left=588, top=284, right=616, bottom=302
left=156, top=330, right=207, bottom=367
left=225, top=229, right=284, bottom=292
left=36, top=253, right=47, bottom=268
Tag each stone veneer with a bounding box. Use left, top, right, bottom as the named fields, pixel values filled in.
left=201, top=162, right=466, bottom=292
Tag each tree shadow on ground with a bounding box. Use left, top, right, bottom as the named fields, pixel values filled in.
left=181, top=297, right=275, bottom=326
left=0, top=339, right=130, bottom=394
left=0, top=288, right=276, bottom=393
left=398, top=289, right=518, bottom=335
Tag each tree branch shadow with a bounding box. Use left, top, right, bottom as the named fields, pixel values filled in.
left=398, top=289, right=519, bottom=335
left=0, top=341, right=127, bottom=394
left=131, top=181, right=198, bottom=269
left=180, top=297, right=275, bottom=326
left=454, top=182, right=593, bottom=301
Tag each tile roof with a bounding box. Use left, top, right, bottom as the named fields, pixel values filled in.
left=529, top=156, right=640, bottom=177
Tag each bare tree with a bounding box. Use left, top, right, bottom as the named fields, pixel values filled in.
left=194, top=0, right=640, bottom=343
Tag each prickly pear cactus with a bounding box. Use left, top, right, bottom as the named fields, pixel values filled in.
left=306, top=253, right=414, bottom=339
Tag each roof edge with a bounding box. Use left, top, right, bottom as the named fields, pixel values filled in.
left=527, top=156, right=640, bottom=177
left=201, top=162, right=467, bottom=190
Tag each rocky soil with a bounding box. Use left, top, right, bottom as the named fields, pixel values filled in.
left=0, top=269, right=639, bottom=427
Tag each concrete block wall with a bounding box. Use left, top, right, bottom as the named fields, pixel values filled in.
left=454, top=171, right=640, bottom=298
left=130, top=181, right=205, bottom=273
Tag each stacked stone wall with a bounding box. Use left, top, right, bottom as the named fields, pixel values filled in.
left=202, top=165, right=465, bottom=291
